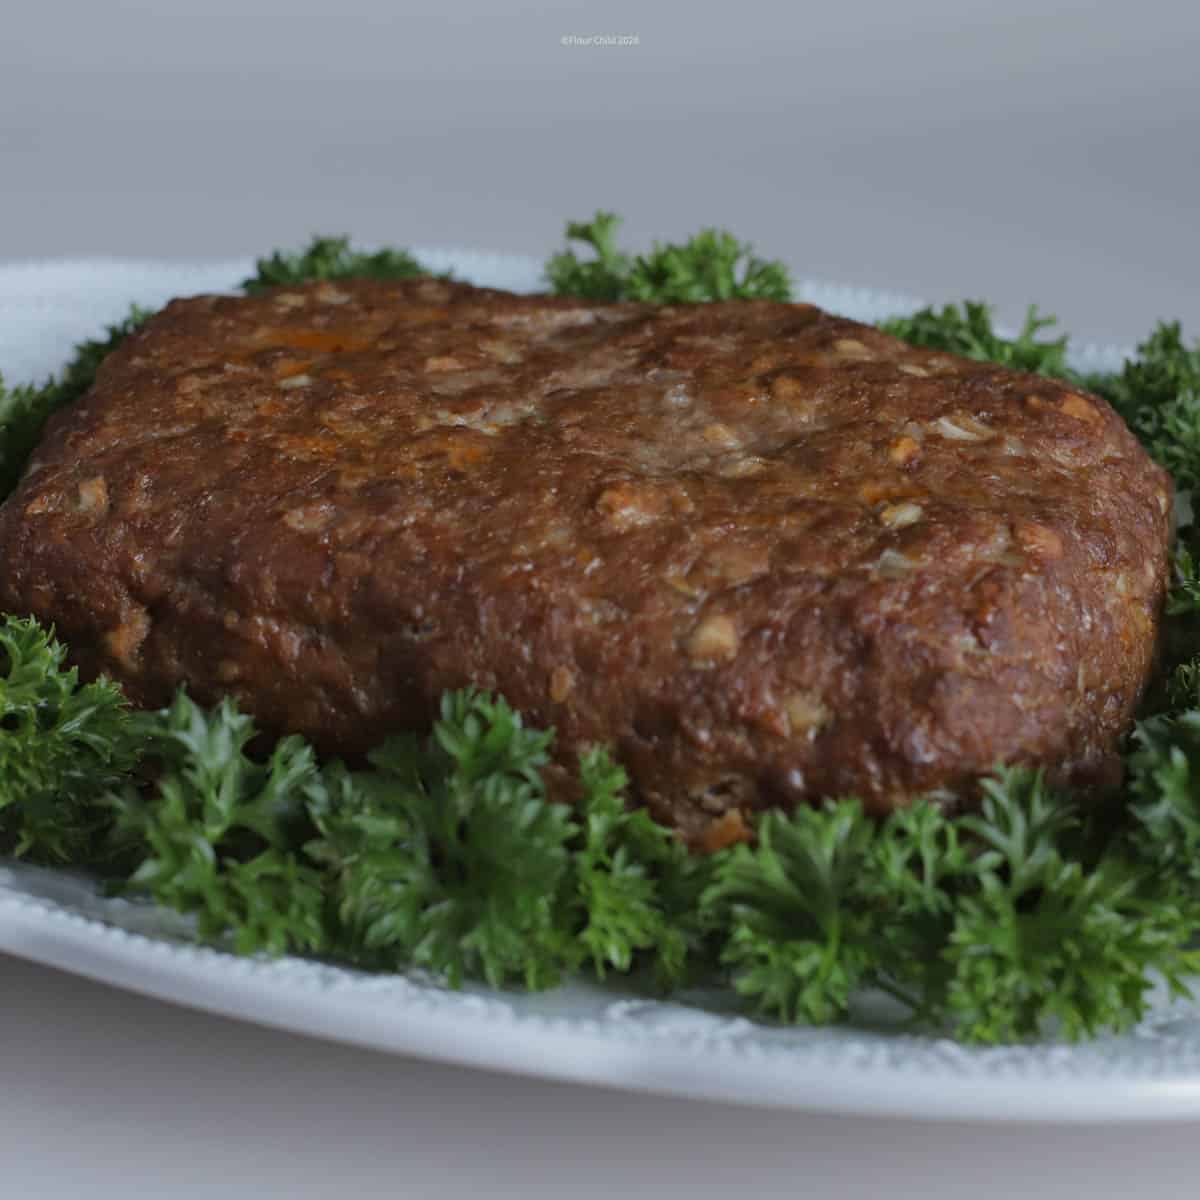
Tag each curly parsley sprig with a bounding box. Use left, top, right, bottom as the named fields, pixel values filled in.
left=105, top=692, right=328, bottom=955
left=242, top=235, right=433, bottom=293
left=881, top=301, right=1074, bottom=378
left=545, top=211, right=792, bottom=303
left=698, top=768, right=1200, bottom=1042
left=0, top=618, right=139, bottom=861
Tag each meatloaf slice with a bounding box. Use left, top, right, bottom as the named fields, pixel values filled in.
left=0, top=277, right=1172, bottom=841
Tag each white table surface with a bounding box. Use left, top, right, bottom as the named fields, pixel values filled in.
left=2, top=2, right=1200, bottom=1194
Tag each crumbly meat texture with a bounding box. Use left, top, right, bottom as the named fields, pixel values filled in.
left=0, top=277, right=1173, bottom=841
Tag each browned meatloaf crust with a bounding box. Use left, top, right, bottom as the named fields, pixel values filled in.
left=0, top=277, right=1173, bottom=841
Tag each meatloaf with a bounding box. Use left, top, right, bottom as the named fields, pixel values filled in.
left=0, top=277, right=1173, bottom=842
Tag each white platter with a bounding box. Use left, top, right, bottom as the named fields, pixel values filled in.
left=4, top=252, right=1193, bottom=1125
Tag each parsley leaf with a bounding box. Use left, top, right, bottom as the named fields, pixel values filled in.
left=242, top=235, right=432, bottom=294
left=546, top=211, right=792, bottom=303
left=1097, top=322, right=1200, bottom=492
left=1166, top=658, right=1200, bottom=714
left=309, top=698, right=709, bottom=990
left=701, top=799, right=879, bottom=1025
left=0, top=616, right=138, bottom=861
left=106, top=692, right=328, bottom=955
left=695, top=768, right=1194, bottom=1041
left=1126, top=712, right=1200, bottom=879
left=544, top=212, right=631, bottom=301
left=866, top=801, right=973, bottom=1019
left=308, top=690, right=579, bottom=989
left=881, top=301, right=1075, bottom=378
left=942, top=768, right=1169, bottom=1043
left=571, top=746, right=704, bottom=987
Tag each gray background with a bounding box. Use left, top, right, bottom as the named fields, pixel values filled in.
left=2, top=1, right=1200, bottom=1195
left=3, top=0, right=1198, bottom=343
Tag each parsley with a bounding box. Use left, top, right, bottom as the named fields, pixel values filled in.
left=881, top=301, right=1075, bottom=379
left=242, top=235, right=432, bottom=294
left=698, top=768, right=1199, bottom=1041
left=570, top=747, right=707, bottom=988
left=1166, top=658, right=1200, bottom=714
left=308, top=693, right=701, bottom=990
left=545, top=211, right=792, bottom=303
left=701, top=799, right=881, bottom=1025
left=942, top=769, right=1179, bottom=1043
left=0, top=617, right=138, bottom=861
left=1098, top=322, right=1200, bottom=492
left=106, top=693, right=328, bottom=956
left=309, top=691, right=578, bottom=989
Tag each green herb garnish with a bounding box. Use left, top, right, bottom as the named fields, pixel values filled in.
left=242, top=235, right=431, bottom=294
left=1097, top=322, right=1200, bottom=492
left=0, top=617, right=139, bottom=862
left=545, top=211, right=791, bottom=302
left=106, top=692, right=329, bottom=955
left=881, top=301, right=1074, bottom=378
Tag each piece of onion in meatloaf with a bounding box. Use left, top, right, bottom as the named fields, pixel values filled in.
left=0, top=277, right=1173, bottom=843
